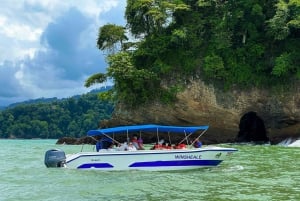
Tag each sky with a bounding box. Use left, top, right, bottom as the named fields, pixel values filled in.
left=0, top=0, right=126, bottom=106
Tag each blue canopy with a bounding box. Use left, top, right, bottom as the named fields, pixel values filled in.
left=87, top=124, right=209, bottom=136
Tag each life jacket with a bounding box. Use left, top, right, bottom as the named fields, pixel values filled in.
left=154, top=144, right=162, bottom=150
left=165, top=144, right=172, bottom=149
left=178, top=143, right=186, bottom=149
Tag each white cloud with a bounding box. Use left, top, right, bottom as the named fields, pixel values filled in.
left=0, top=0, right=126, bottom=106
left=1, top=22, right=42, bottom=42
left=0, top=0, right=124, bottom=62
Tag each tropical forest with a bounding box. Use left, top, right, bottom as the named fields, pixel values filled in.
left=86, top=0, right=300, bottom=106
left=0, top=90, right=113, bottom=139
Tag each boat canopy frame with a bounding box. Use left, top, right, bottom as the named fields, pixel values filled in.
left=87, top=124, right=208, bottom=146
left=87, top=124, right=209, bottom=137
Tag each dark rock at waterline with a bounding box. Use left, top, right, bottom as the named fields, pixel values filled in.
left=236, top=111, right=269, bottom=143
left=56, top=136, right=98, bottom=145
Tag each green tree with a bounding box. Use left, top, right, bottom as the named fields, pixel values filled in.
left=97, top=24, right=128, bottom=54
left=272, top=52, right=292, bottom=77
left=85, top=0, right=300, bottom=107
left=125, top=0, right=189, bottom=37
left=106, top=51, right=159, bottom=105
left=0, top=92, right=113, bottom=139
left=267, top=0, right=290, bottom=40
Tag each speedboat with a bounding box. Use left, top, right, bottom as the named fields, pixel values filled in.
left=44, top=124, right=237, bottom=171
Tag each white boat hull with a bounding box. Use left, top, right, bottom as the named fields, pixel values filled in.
left=65, top=147, right=237, bottom=171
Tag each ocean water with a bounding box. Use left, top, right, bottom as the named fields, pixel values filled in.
left=0, top=139, right=299, bottom=201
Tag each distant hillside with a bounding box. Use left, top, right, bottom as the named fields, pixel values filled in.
left=2, top=85, right=113, bottom=110
left=0, top=86, right=114, bottom=139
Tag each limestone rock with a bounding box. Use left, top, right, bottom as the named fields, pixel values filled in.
left=103, top=79, right=300, bottom=144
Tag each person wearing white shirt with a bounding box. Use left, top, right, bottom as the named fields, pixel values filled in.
left=128, top=142, right=137, bottom=151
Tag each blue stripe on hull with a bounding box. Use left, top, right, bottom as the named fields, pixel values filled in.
left=129, top=160, right=222, bottom=167
left=77, top=163, right=113, bottom=169
left=76, top=160, right=222, bottom=169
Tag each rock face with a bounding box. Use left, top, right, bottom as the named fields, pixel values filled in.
left=102, top=79, right=300, bottom=144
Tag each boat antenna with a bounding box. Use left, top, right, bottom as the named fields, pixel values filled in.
left=178, top=131, right=194, bottom=145
left=168, top=132, right=172, bottom=145
left=198, top=129, right=208, bottom=138
left=190, top=129, right=208, bottom=145
left=102, top=133, right=121, bottom=145
left=184, top=131, right=189, bottom=145
left=156, top=127, right=159, bottom=143
left=127, top=129, right=129, bottom=143
left=79, top=134, right=99, bottom=152
left=87, top=136, right=98, bottom=151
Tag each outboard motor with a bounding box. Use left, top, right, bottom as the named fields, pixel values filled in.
left=44, top=149, right=66, bottom=168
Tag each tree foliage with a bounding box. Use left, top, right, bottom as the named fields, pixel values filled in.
left=87, top=0, right=300, bottom=106
left=97, top=24, right=128, bottom=54
left=84, top=73, right=107, bottom=88
left=125, top=0, right=189, bottom=37
left=0, top=93, right=113, bottom=139
left=106, top=51, right=160, bottom=105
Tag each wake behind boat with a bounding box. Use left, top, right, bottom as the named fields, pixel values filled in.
left=44, top=124, right=237, bottom=171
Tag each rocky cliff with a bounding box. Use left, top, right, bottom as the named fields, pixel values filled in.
left=102, top=79, right=300, bottom=144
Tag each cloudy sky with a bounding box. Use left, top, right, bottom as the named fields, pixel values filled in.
left=0, top=0, right=126, bottom=106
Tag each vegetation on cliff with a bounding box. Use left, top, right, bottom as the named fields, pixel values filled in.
left=0, top=92, right=113, bottom=139
left=86, top=0, right=300, bottom=106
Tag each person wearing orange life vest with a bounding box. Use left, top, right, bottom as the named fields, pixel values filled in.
left=161, top=142, right=168, bottom=149
left=165, top=143, right=172, bottom=149
left=178, top=143, right=186, bottom=149
left=151, top=142, right=162, bottom=150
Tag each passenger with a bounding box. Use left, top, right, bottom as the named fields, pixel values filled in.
left=116, top=142, right=128, bottom=151
left=128, top=142, right=137, bottom=151
left=159, top=139, right=165, bottom=145
left=137, top=137, right=145, bottom=150
left=178, top=143, right=186, bottom=149
left=107, top=143, right=116, bottom=151
left=151, top=142, right=161, bottom=150
left=96, top=140, right=102, bottom=152
left=96, top=137, right=113, bottom=151
left=173, top=143, right=179, bottom=149
left=161, top=142, right=167, bottom=149
left=131, top=135, right=139, bottom=149
left=193, top=139, right=202, bottom=148
left=162, top=142, right=172, bottom=149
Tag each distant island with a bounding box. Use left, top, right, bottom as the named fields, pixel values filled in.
left=1, top=86, right=113, bottom=110
left=0, top=86, right=114, bottom=139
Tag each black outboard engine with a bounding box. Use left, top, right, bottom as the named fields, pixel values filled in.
left=44, top=149, right=66, bottom=168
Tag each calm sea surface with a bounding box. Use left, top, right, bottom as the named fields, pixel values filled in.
left=0, top=139, right=299, bottom=201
